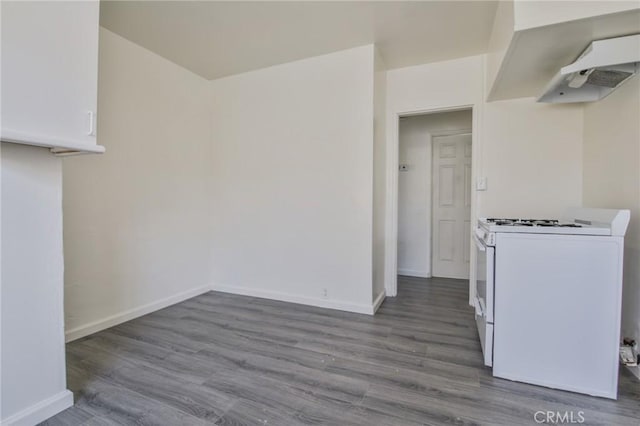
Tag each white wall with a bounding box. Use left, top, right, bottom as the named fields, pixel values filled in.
left=387, top=55, right=584, bottom=224
left=485, top=0, right=514, bottom=97
left=62, top=28, right=213, bottom=341
left=481, top=99, right=584, bottom=218
left=397, top=110, right=472, bottom=278
left=386, top=56, right=484, bottom=116
left=1, top=144, right=72, bottom=424
left=386, top=55, right=585, bottom=298
left=583, top=76, right=640, bottom=375
left=209, top=45, right=376, bottom=313
left=372, top=47, right=387, bottom=303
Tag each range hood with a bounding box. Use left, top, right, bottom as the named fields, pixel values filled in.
left=538, top=34, right=640, bottom=104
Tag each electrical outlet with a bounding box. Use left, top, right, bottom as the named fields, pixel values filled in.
left=322, top=288, right=328, bottom=298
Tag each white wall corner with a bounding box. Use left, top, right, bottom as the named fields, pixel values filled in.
left=372, top=289, right=386, bottom=314
left=64, top=284, right=212, bottom=342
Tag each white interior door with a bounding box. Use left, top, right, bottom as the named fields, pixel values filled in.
left=432, top=133, right=471, bottom=279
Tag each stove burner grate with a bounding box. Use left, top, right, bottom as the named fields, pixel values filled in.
left=485, top=218, right=582, bottom=228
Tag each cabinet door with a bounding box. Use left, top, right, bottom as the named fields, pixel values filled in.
left=1, top=1, right=99, bottom=147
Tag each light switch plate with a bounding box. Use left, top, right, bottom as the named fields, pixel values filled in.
left=476, top=177, right=487, bottom=191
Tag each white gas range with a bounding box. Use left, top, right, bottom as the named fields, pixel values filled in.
left=473, top=208, right=630, bottom=399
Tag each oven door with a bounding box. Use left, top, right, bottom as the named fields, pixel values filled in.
left=474, top=230, right=495, bottom=367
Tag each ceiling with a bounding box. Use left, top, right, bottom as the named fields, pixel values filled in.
left=100, top=1, right=499, bottom=80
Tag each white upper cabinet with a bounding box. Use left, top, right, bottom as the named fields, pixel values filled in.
left=1, top=1, right=104, bottom=154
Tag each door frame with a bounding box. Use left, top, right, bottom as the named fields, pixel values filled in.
left=430, top=130, right=472, bottom=279
left=385, top=103, right=481, bottom=306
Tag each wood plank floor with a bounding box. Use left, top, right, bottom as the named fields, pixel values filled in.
left=43, top=276, right=640, bottom=425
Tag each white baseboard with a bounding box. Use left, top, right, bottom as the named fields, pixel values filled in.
left=66, top=282, right=388, bottom=343
left=372, top=290, right=386, bottom=314
left=211, top=283, right=379, bottom=315
left=65, top=284, right=211, bottom=342
left=1, top=390, right=73, bottom=426
left=397, top=269, right=430, bottom=278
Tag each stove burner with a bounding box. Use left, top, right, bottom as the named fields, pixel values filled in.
left=484, top=218, right=582, bottom=228
left=487, top=218, right=518, bottom=223
left=533, top=222, right=582, bottom=228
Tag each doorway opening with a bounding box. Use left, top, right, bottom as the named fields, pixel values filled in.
left=396, top=108, right=472, bottom=295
